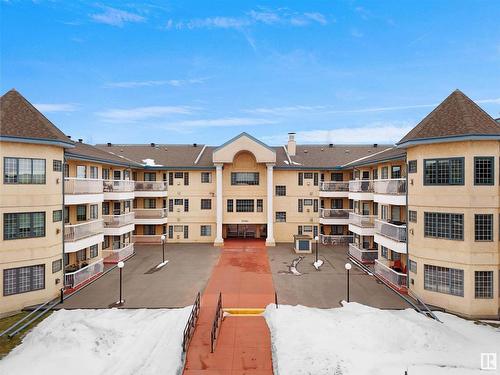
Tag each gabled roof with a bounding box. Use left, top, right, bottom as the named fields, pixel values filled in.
left=0, top=89, right=74, bottom=147
left=397, top=90, right=500, bottom=147
left=342, top=147, right=406, bottom=168
left=213, top=132, right=275, bottom=153
left=66, top=141, right=142, bottom=167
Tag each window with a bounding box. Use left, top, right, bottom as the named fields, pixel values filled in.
left=409, top=210, right=417, bottom=223
left=313, top=226, right=318, bottom=238
left=475, top=214, right=493, bottom=241
left=424, top=158, right=464, bottom=185
left=331, top=172, right=343, bottom=181
left=174, top=172, right=183, bottom=179
left=380, top=246, right=388, bottom=259
left=380, top=167, right=388, bottom=179
left=4, top=212, right=45, bottom=240
left=275, top=185, right=286, bottom=196
left=373, top=169, right=378, bottom=180
left=227, top=199, right=233, bottom=212
left=332, top=199, right=343, bottom=209
left=424, top=212, right=464, bottom=240
left=4, top=157, right=46, bottom=184
left=102, top=168, right=109, bottom=180
left=144, top=225, right=156, bottom=235
left=52, top=259, right=62, bottom=273
left=391, top=250, right=401, bottom=261
left=304, top=172, right=313, bottom=179
left=144, top=198, right=157, bottom=209
left=90, top=166, right=98, bottom=179
left=332, top=225, right=343, bottom=235
left=168, top=225, right=173, bottom=239
left=184, top=199, right=189, bottom=212
left=76, top=205, right=87, bottom=221
left=424, top=264, right=464, bottom=297
left=201, top=172, right=212, bottom=183
left=174, top=199, right=183, bottom=206
left=169, top=172, right=174, bottom=185
left=64, top=207, right=69, bottom=224
left=201, top=199, right=212, bottom=210
left=53, top=160, right=62, bottom=172
left=77, top=249, right=86, bottom=261
left=102, top=202, right=110, bottom=215
left=89, top=244, right=98, bottom=258
left=474, top=157, right=494, bottom=185
left=231, top=172, right=259, bottom=185
left=200, top=225, right=211, bottom=236
left=168, top=199, right=174, bottom=212
left=76, top=165, right=86, bottom=179
left=302, top=225, right=312, bottom=233
left=236, top=199, right=254, bottom=212
left=475, top=271, right=493, bottom=299
left=184, top=172, right=189, bottom=186
left=90, top=204, right=98, bottom=220
left=408, top=160, right=417, bottom=173
left=174, top=225, right=184, bottom=232
left=256, top=199, right=263, bottom=212
left=298, top=199, right=303, bottom=212
left=298, top=226, right=303, bottom=235
left=144, top=172, right=156, bottom=181
left=304, top=199, right=313, bottom=206
left=409, top=260, right=417, bottom=274
left=103, top=236, right=110, bottom=249
left=313, top=199, right=319, bottom=212
left=313, top=173, right=319, bottom=186
left=298, top=172, right=303, bottom=186
left=183, top=225, right=189, bottom=239
left=53, top=210, right=62, bottom=222
left=64, top=164, right=69, bottom=178
left=276, top=212, right=286, bottom=222
left=391, top=165, right=401, bottom=179
left=3, top=265, right=45, bottom=296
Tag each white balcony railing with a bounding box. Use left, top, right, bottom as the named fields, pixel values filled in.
left=319, top=234, right=354, bottom=246
left=64, top=178, right=103, bottom=194
left=134, top=181, right=168, bottom=191
left=64, top=259, right=103, bottom=289
left=375, top=219, right=407, bottom=242
left=64, top=219, right=104, bottom=242
left=349, top=212, right=376, bottom=228
left=132, top=234, right=163, bottom=244
left=373, top=178, right=406, bottom=195
left=320, top=208, right=352, bottom=219
left=102, top=243, right=134, bottom=263
left=349, top=179, right=374, bottom=193
left=103, top=179, right=135, bottom=193
left=319, top=181, right=349, bottom=192
left=374, top=260, right=407, bottom=289
left=103, top=212, right=135, bottom=228
left=348, top=243, right=378, bottom=264
left=134, top=208, right=168, bottom=219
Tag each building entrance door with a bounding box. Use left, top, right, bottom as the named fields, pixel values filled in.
left=225, top=224, right=267, bottom=239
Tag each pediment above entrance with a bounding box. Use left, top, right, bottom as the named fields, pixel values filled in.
left=212, top=132, right=276, bottom=164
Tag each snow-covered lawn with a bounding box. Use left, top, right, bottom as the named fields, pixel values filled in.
left=265, top=303, right=499, bottom=375
left=0, top=308, right=191, bottom=375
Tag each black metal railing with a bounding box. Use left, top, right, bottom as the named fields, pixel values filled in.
left=182, top=292, right=201, bottom=352
left=210, top=292, right=223, bottom=353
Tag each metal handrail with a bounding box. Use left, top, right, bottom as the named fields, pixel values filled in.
left=182, top=292, right=201, bottom=352
left=210, top=292, right=223, bottom=353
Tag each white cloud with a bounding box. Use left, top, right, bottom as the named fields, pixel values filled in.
left=90, top=6, right=145, bottom=27
left=350, top=28, right=364, bottom=38
left=162, top=117, right=278, bottom=130
left=246, top=105, right=328, bottom=116
left=96, top=106, right=195, bottom=123
left=476, top=97, right=500, bottom=104
left=103, top=78, right=208, bottom=88
left=34, top=103, right=79, bottom=113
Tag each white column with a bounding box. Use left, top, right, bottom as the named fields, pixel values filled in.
left=266, top=163, right=275, bottom=246
left=214, top=164, right=224, bottom=246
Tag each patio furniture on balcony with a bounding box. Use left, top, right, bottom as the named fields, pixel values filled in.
left=374, top=259, right=407, bottom=292
left=103, top=179, right=135, bottom=192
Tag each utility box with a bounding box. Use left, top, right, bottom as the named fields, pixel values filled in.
left=293, top=235, right=312, bottom=254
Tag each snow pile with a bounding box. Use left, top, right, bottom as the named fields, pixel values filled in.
left=0, top=308, right=191, bottom=375
left=265, top=303, right=500, bottom=375
left=142, top=158, right=162, bottom=166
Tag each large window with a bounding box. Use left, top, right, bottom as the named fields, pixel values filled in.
left=424, top=212, right=464, bottom=240
left=391, top=165, right=402, bottom=179
left=4, top=212, right=45, bottom=240
left=76, top=205, right=87, bottom=221
left=53, top=160, right=62, bottom=172
left=475, top=271, right=493, bottom=299
left=3, top=265, right=45, bottom=296
left=231, top=172, right=259, bottom=185
left=89, top=244, right=98, bottom=258
left=276, top=212, right=286, bottom=222
left=201, top=199, right=212, bottom=210
left=227, top=199, right=233, bottom=212
left=4, top=157, right=46, bottom=184
left=424, top=264, right=464, bottom=297
left=474, top=157, right=494, bottom=185
left=144, top=172, right=156, bottom=181
left=201, top=172, right=212, bottom=183
left=275, top=185, right=286, bottom=196
left=475, top=214, right=493, bottom=241
left=236, top=199, right=254, bottom=212
left=52, top=259, right=62, bottom=273
left=409, top=210, right=417, bottom=223
left=200, top=225, right=211, bottom=236
left=424, top=158, right=464, bottom=185
left=256, top=199, right=263, bottom=212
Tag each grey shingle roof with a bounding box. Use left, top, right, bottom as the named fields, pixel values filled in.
left=342, top=147, right=406, bottom=168
left=66, top=141, right=142, bottom=167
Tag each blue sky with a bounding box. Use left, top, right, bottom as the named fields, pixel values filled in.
left=1, top=0, right=499, bottom=145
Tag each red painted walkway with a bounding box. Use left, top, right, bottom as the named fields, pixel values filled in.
left=183, top=239, right=275, bottom=374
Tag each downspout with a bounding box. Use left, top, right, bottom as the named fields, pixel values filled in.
left=61, top=157, right=66, bottom=292
left=405, top=157, right=410, bottom=290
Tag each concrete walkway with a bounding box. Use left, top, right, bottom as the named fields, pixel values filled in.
left=183, top=239, right=274, bottom=374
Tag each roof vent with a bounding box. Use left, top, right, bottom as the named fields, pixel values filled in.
left=150, top=143, right=155, bottom=147
left=78, top=139, right=83, bottom=143
left=345, top=149, right=350, bottom=153
left=328, top=143, right=333, bottom=148
left=321, top=148, right=324, bottom=151
left=107, top=142, right=112, bottom=147
left=373, top=143, right=378, bottom=148
left=193, top=143, right=197, bottom=147
left=67, top=135, right=71, bottom=139
left=304, top=149, right=308, bottom=153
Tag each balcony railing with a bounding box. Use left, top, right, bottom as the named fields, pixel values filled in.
left=375, top=219, right=407, bottom=242
left=132, top=234, right=163, bottom=244
left=373, top=178, right=406, bottom=195
left=134, top=181, right=168, bottom=191
left=102, top=243, right=134, bottom=263
left=134, top=208, right=168, bottom=219
left=320, top=208, right=352, bottom=219
left=103, top=179, right=135, bottom=193
left=103, top=212, right=135, bottom=228
left=64, top=178, right=103, bottom=194
left=349, top=179, right=374, bottom=193
left=64, top=259, right=103, bottom=289
left=319, top=234, right=354, bottom=245
left=64, top=219, right=103, bottom=242
left=374, top=260, right=407, bottom=290
left=349, top=212, right=376, bottom=228
left=348, top=243, right=378, bottom=264
left=319, top=181, right=349, bottom=192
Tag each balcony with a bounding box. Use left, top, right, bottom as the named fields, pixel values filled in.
left=132, top=234, right=163, bottom=244
left=64, top=178, right=104, bottom=204
left=373, top=178, right=406, bottom=206
left=348, top=179, right=374, bottom=201
left=64, top=219, right=104, bottom=253
left=374, top=219, right=407, bottom=254
left=134, top=181, right=168, bottom=197
left=374, top=260, right=407, bottom=292
left=348, top=243, right=378, bottom=264
left=134, top=208, right=168, bottom=225
left=64, top=259, right=104, bottom=290
left=102, top=243, right=134, bottom=264
left=319, top=181, right=349, bottom=197
left=319, top=208, right=352, bottom=225
left=348, top=212, right=376, bottom=236
left=103, top=179, right=135, bottom=200
left=103, top=212, right=135, bottom=236
left=319, top=234, right=354, bottom=246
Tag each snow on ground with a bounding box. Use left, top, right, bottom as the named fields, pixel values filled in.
left=0, top=308, right=191, bottom=375
left=265, top=303, right=500, bottom=375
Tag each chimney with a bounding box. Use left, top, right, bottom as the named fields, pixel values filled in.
left=287, top=132, right=296, bottom=156
left=78, top=139, right=83, bottom=143
left=151, top=143, right=155, bottom=147
left=107, top=142, right=112, bottom=147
